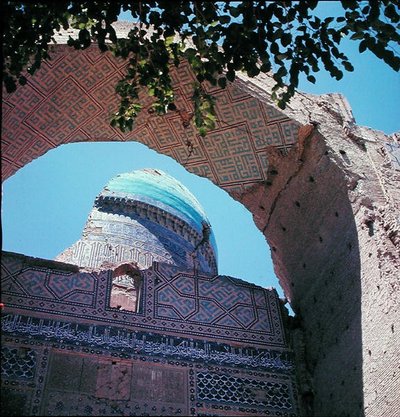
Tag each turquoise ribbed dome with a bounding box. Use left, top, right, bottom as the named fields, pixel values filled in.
left=56, top=168, right=218, bottom=273
left=103, top=169, right=218, bottom=258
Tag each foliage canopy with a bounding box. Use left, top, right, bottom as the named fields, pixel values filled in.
left=2, top=1, right=400, bottom=135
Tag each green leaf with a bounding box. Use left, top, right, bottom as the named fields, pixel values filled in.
left=3, top=0, right=400, bottom=136
left=281, top=33, right=292, bottom=47
left=384, top=4, right=399, bottom=23
left=307, top=75, right=316, bottom=84
left=341, top=0, right=358, bottom=10
left=343, top=61, right=354, bottom=71
left=4, top=75, right=17, bottom=93
left=350, top=32, right=364, bottom=40
left=219, top=15, right=231, bottom=25
left=18, top=75, right=27, bottom=85
left=359, top=39, right=367, bottom=53
left=230, top=6, right=241, bottom=18
left=334, top=69, right=343, bottom=80
left=218, top=77, right=227, bottom=88
left=260, top=62, right=272, bottom=72
left=270, top=42, right=279, bottom=55
left=276, top=54, right=288, bottom=61
left=247, top=65, right=260, bottom=77
left=226, top=70, right=235, bottom=82
left=165, top=35, right=175, bottom=47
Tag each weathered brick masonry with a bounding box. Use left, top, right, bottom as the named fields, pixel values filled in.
left=2, top=22, right=399, bottom=417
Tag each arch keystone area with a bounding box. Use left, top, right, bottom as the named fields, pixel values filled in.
left=2, top=23, right=399, bottom=416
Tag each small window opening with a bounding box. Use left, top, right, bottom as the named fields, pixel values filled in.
left=110, top=264, right=142, bottom=313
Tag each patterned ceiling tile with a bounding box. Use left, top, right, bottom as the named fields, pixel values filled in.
left=1, top=43, right=303, bottom=189
left=170, top=61, right=197, bottom=86
left=256, top=151, right=270, bottom=178
left=80, top=115, right=123, bottom=143
left=171, top=86, right=193, bottom=113
left=3, top=128, right=47, bottom=160
left=260, top=102, right=289, bottom=123
left=228, top=83, right=252, bottom=102
left=252, top=122, right=284, bottom=150
left=149, top=117, right=182, bottom=150
left=128, top=125, right=160, bottom=149
left=279, top=119, right=301, bottom=145
left=18, top=136, right=57, bottom=167
left=88, top=71, right=123, bottom=115
left=202, top=125, right=263, bottom=185
left=27, top=60, right=64, bottom=94
left=1, top=99, right=14, bottom=121
left=169, top=119, right=208, bottom=164
left=79, top=43, right=116, bottom=65
left=188, top=163, right=217, bottom=184
left=24, top=77, right=103, bottom=141
left=226, top=96, right=266, bottom=127
left=72, top=54, right=120, bottom=92
left=6, top=84, right=45, bottom=116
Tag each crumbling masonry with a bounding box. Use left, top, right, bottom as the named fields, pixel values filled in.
left=2, top=23, right=399, bottom=417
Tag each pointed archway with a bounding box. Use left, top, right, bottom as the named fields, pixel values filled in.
left=2, top=31, right=399, bottom=416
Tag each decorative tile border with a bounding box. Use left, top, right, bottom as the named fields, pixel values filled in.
left=2, top=252, right=286, bottom=348
left=1, top=335, right=298, bottom=416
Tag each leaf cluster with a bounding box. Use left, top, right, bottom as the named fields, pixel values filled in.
left=2, top=1, right=400, bottom=135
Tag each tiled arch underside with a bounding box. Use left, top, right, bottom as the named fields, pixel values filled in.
left=2, top=44, right=300, bottom=194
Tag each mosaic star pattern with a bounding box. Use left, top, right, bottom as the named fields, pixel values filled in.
left=155, top=268, right=276, bottom=334
left=1, top=252, right=285, bottom=348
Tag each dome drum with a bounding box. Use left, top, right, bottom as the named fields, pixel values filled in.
left=56, top=169, right=218, bottom=275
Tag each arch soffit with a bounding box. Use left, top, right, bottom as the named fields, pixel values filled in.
left=2, top=37, right=354, bottom=196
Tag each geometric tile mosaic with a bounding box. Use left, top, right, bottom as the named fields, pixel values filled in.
left=1, top=250, right=298, bottom=416
left=153, top=265, right=282, bottom=343
left=2, top=40, right=301, bottom=197
left=1, top=346, right=37, bottom=380
left=1, top=251, right=285, bottom=348
left=196, top=371, right=293, bottom=410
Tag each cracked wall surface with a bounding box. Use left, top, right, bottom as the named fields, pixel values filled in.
left=2, top=24, right=399, bottom=416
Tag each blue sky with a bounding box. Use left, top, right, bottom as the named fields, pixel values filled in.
left=2, top=4, right=399, bottom=304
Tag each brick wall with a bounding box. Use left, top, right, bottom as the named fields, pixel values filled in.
left=1, top=252, right=298, bottom=416
left=2, top=36, right=399, bottom=416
